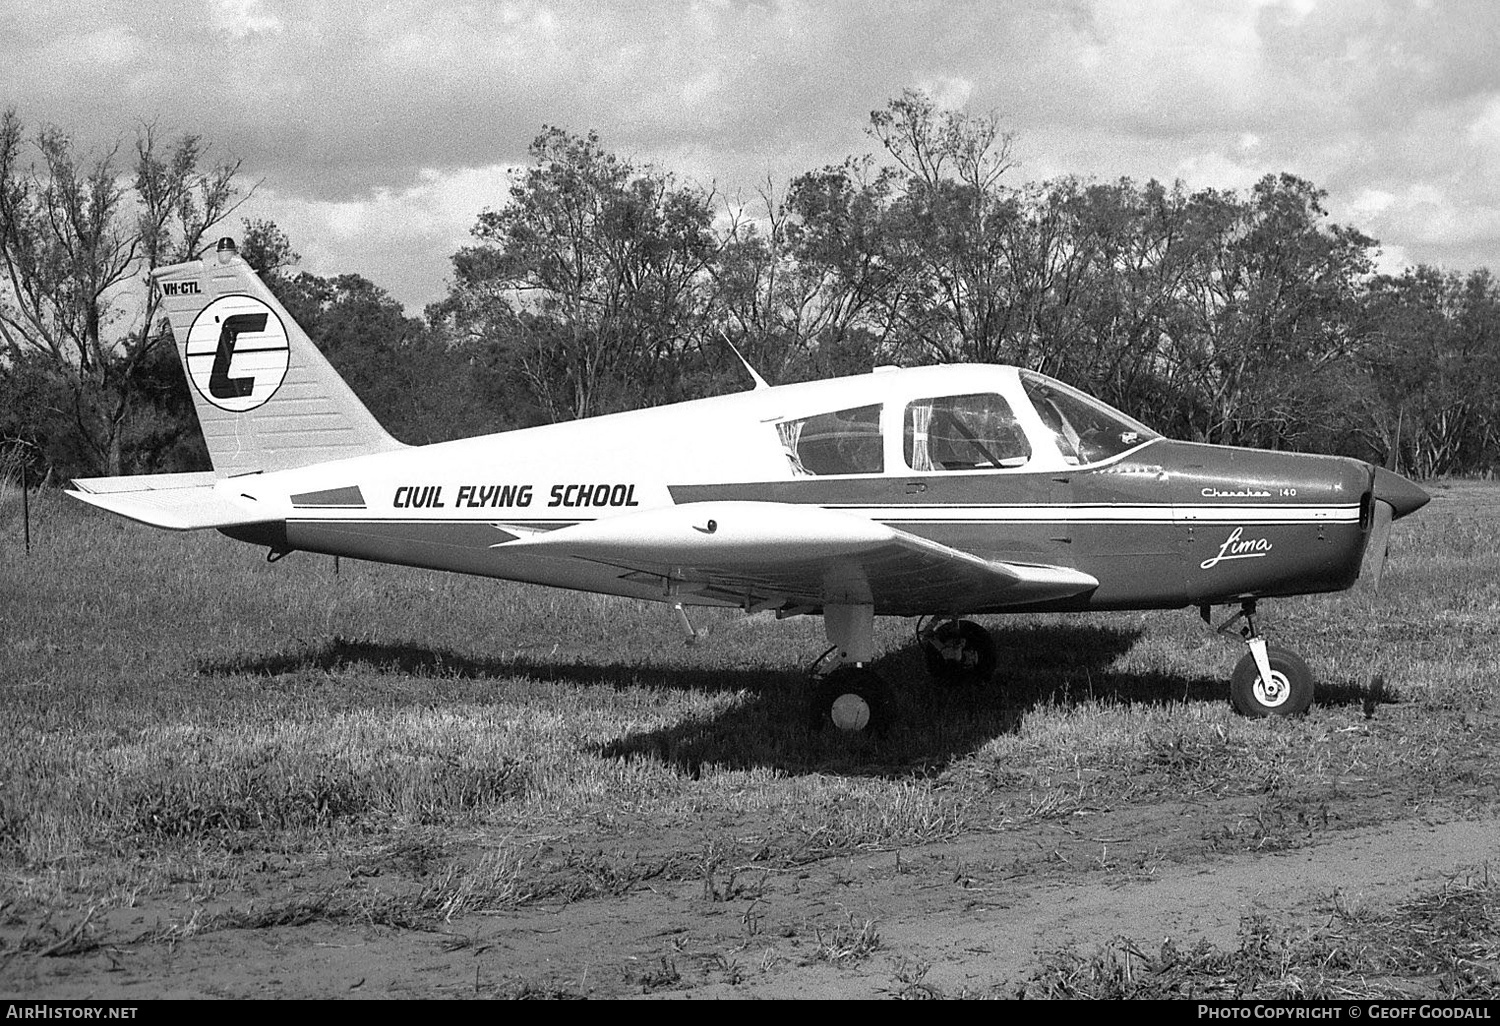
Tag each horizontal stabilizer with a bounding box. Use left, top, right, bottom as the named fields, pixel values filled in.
left=497, top=501, right=1098, bottom=613
left=67, top=473, right=272, bottom=531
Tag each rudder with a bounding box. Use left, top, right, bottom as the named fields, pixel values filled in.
left=154, top=238, right=404, bottom=476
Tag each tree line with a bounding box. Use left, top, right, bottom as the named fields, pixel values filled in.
left=4, top=92, right=1499, bottom=486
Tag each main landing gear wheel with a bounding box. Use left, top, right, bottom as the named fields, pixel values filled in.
left=810, top=667, right=894, bottom=735
left=922, top=619, right=996, bottom=684
left=1230, top=645, right=1314, bottom=718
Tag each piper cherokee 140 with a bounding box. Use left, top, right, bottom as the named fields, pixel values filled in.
left=68, top=239, right=1430, bottom=733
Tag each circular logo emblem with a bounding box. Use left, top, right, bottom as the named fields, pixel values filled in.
left=184, top=295, right=290, bottom=412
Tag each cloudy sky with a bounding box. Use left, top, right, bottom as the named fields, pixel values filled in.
left=4, top=0, right=1497, bottom=312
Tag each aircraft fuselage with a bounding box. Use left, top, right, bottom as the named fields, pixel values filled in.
left=219, top=365, right=1397, bottom=617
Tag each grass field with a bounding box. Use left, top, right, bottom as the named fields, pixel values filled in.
left=1, top=482, right=1496, bottom=998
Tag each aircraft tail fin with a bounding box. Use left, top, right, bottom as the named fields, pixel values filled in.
left=153, top=239, right=405, bottom=477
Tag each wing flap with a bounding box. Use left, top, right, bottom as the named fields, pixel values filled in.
left=498, top=501, right=1097, bottom=613
left=68, top=473, right=271, bottom=531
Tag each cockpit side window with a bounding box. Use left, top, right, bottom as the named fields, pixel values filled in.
left=1020, top=372, right=1157, bottom=465
left=904, top=393, right=1030, bottom=472
left=778, top=404, right=883, bottom=476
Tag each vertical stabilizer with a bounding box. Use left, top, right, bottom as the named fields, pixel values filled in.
left=153, top=239, right=405, bottom=476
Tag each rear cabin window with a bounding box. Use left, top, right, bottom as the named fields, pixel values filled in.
left=905, top=393, right=1030, bottom=472
left=778, top=404, right=883, bottom=476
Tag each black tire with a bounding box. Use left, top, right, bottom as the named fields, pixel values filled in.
left=922, top=619, right=997, bottom=684
left=1230, top=645, right=1314, bottom=717
left=810, top=667, right=894, bottom=735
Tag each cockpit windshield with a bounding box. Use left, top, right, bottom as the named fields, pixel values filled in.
left=1019, top=371, right=1159, bottom=465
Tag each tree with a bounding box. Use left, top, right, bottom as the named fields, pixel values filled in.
left=285, top=270, right=484, bottom=443
left=869, top=88, right=1016, bottom=195
left=433, top=128, right=717, bottom=421
left=239, top=217, right=300, bottom=281
left=240, top=219, right=490, bottom=444
left=866, top=89, right=1025, bottom=364
left=1357, top=266, right=1500, bottom=476
left=706, top=164, right=903, bottom=386
left=1147, top=174, right=1376, bottom=446
left=1022, top=177, right=1198, bottom=421
left=0, top=110, right=243, bottom=477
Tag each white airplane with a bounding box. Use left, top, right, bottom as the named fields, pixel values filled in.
left=69, top=239, right=1428, bottom=733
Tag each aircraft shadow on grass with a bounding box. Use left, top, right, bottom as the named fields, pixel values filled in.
left=594, top=621, right=1206, bottom=776
left=195, top=635, right=787, bottom=694
left=184, top=620, right=1403, bottom=778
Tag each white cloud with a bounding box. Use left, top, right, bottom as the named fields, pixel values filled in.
left=1266, top=0, right=1320, bottom=23
left=1058, top=1, right=1272, bottom=133
left=679, top=68, right=728, bottom=113
left=921, top=77, right=975, bottom=112
left=6, top=0, right=1500, bottom=304
left=1348, top=187, right=1396, bottom=219
left=1383, top=183, right=1500, bottom=249
left=1169, top=148, right=1266, bottom=194
left=1465, top=94, right=1500, bottom=150
left=210, top=0, right=284, bottom=39
left=1367, top=240, right=1409, bottom=277
left=240, top=164, right=519, bottom=309
left=63, top=28, right=141, bottom=66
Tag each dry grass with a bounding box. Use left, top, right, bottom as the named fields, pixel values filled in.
left=1018, top=869, right=1500, bottom=999
left=2, top=483, right=1498, bottom=997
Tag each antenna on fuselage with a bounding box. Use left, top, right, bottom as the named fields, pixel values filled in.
left=718, top=331, right=770, bottom=391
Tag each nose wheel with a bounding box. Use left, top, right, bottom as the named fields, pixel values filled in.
left=1208, top=602, right=1315, bottom=717
left=1229, top=643, right=1313, bottom=716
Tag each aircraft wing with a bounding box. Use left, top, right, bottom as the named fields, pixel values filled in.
left=495, top=501, right=1098, bottom=614
left=67, top=473, right=272, bottom=531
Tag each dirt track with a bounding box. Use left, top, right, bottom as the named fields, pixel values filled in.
left=5, top=797, right=1492, bottom=999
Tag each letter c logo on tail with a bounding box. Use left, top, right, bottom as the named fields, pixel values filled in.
left=185, top=295, right=290, bottom=412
